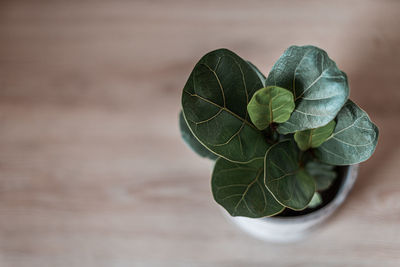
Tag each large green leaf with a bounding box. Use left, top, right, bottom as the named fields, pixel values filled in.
left=264, top=140, right=315, bottom=210
left=266, top=45, right=349, bottom=134
left=179, top=111, right=217, bottom=160
left=212, top=157, right=284, bottom=217
left=305, top=161, right=337, bottom=191
left=315, top=100, right=379, bottom=165
left=247, top=86, right=295, bottom=130
left=294, top=120, right=336, bottom=151
left=182, top=49, right=269, bottom=163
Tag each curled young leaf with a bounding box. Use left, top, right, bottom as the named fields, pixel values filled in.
left=247, top=86, right=295, bottom=130
left=264, top=140, right=315, bottom=210
left=315, top=100, right=379, bottom=165
left=294, top=120, right=336, bottom=151
left=308, top=192, right=323, bottom=208
left=182, top=49, right=269, bottom=163
left=266, top=45, right=349, bottom=134
left=179, top=111, right=217, bottom=160
left=212, top=157, right=284, bottom=218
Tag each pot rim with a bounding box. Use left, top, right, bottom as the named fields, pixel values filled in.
left=253, top=164, right=359, bottom=224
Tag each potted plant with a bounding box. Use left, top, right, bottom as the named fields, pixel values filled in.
left=179, top=46, right=379, bottom=242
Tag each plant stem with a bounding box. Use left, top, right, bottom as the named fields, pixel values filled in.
left=263, top=123, right=279, bottom=144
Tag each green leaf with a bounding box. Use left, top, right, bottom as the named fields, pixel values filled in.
left=264, top=140, right=315, bottom=210
left=247, top=86, right=295, bottom=130
left=308, top=192, right=322, bottom=208
left=212, top=157, right=284, bottom=217
left=305, top=161, right=337, bottom=191
left=266, top=45, right=349, bottom=134
left=182, top=49, right=270, bottom=163
left=315, top=100, right=379, bottom=165
left=247, top=60, right=266, bottom=86
left=294, top=120, right=336, bottom=151
left=179, top=111, right=217, bottom=160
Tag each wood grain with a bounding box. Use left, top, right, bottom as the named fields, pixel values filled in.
left=0, top=0, right=399, bottom=266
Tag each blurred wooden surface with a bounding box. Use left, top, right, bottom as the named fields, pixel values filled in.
left=0, top=0, right=399, bottom=266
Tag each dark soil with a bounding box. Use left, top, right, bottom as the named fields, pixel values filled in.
left=276, top=165, right=349, bottom=217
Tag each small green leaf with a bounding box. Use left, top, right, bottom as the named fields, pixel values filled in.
left=266, top=45, right=349, bottom=134
left=305, top=161, right=337, bottom=191
left=294, top=120, right=336, bottom=151
left=308, top=192, right=322, bottom=208
left=212, top=157, right=284, bottom=218
left=247, top=86, right=295, bottom=130
left=315, top=100, right=379, bottom=165
left=179, top=111, right=217, bottom=160
left=182, top=49, right=270, bottom=163
left=264, top=140, right=315, bottom=210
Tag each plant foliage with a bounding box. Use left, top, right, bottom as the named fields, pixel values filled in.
left=179, top=46, right=379, bottom=217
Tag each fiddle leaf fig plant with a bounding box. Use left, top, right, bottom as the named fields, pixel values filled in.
left=180, top=46, right=379, bottom=217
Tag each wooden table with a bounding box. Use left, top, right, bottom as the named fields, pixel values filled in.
left=0, top=0, right=399, bottom=266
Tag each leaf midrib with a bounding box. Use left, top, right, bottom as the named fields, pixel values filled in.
left=325, top=115, right=368, bottom=141
left=233, top=168, right=263, bottom=214
left=183, top=90, right=257, bottom=130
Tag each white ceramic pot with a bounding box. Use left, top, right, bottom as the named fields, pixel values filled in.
left=224, top=164, right=359, bottom=243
